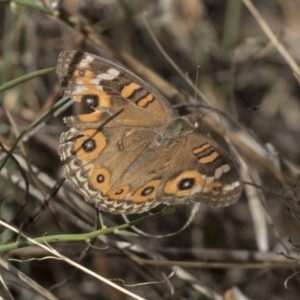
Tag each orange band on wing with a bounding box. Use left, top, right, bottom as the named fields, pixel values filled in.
left=121, top=82, right=141, bottom=98
left=198, top=151, right=219, bottom=164
left=136, top=93, right=154, bottom=107
left=192, top=143, right=211, bottom=154
left=77, top=112, right=103, bottom=123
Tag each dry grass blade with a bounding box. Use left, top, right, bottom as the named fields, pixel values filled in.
left=0, top=220, right=146, bottom=300
left=243, top=0, right=300, bottom=76
left=0, top=257, right=59, bottom=300
left=0, top=273, right=14, bottom=300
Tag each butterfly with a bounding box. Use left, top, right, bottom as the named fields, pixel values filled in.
left=57, top=51, right=242, bottom=214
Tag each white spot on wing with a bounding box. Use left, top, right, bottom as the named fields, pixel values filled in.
left=90, top=68, right=120, bottom=85
left=89, top=78, right=104, bottom=88
left=107, top=68, right=120, bottom=77
left=72, top=85, right=87, bottom=95
left=222, top=164, right=230, bottom=172
left=96, top=72, right=117, bottom=81
left=215, top=164, right=230, bottom=179
left=79, top=55, right=94, bottom=68
left=83, top=68, right=120, bottom=87
left=85, top=55, right=94, bottom=62
left=223, top=181, right=241, bottom=191
left=204, top=176, right=215, bottom=183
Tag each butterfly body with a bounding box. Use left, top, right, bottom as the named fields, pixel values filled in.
left=57, top=51, right=242, bottom=214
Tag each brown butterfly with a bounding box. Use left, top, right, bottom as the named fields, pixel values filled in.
left=57, top=51, right=242, bottom=214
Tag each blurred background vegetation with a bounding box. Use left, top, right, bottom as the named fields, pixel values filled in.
left=1, top=0, right=300, bottom=299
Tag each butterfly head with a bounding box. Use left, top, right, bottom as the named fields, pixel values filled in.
left=183, top=114, right=204, bottom=130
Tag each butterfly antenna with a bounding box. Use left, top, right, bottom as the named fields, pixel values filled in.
left=194, top=66, right=201, bottom=106
left=143, top=12, right=209, bottom=105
